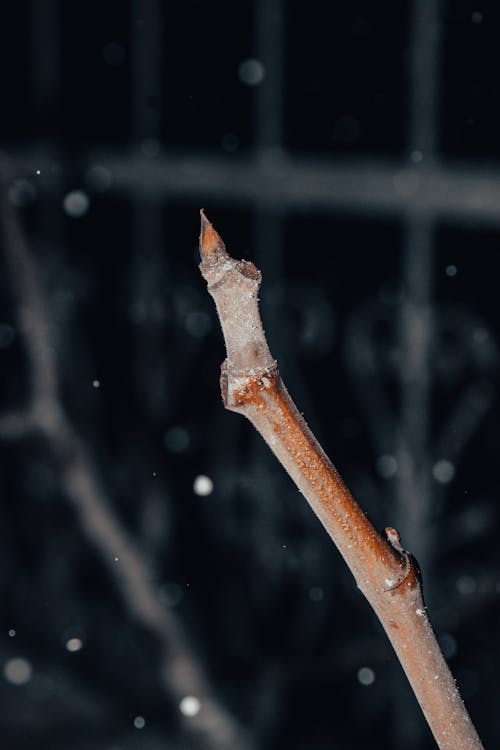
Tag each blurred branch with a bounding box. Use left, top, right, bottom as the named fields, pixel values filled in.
left=0, top=195, right=253, bottom=750
left=6, top=147, right=500, bottom=224
left=198, top=211, right=484, bottom=750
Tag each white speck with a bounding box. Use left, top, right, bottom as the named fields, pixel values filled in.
left=471, top=11, right=483, bottom=24
left=416, top=608, right=425, bottom=617
left=133, top=715, right=145, bottom=729
left=63, top=190, right=90, bottom=218
left=376, top=454, right=398, bottom=478
left=164, top=427, right=190, bottom=453
left=385, top=578, right=395, bottom=588
left=445, top=264, right=457, bottom=277
left=4, top=657, right=32, bottom=686
left=92, top=379, right=100, bottom=389
left=308, top=586, right=324, bottom=602
left=8, top=629, right=16, bottom=638
left=261, top=377, right=271, bottom=389
left=432, top=459, right=455, bottom=484
left=35, top=169, right=41, bottom=175
left=179, top=695, right=201, bottom=717
left=357, top=667, right=375, bottom=686
left=434, top=674, right=439, bottom=680
left=66, top=637, right=83, bottom=652
left=193, top=475, right=213, bottom=497
left=410, top=150, right=423, bottom=163
left=238, top=58, right=265, bottom=86
left=103, top=41, right=126, bottom=66
left=114, top=556, right=119, bottom=562
left=456, top=574, right=476, bottom=595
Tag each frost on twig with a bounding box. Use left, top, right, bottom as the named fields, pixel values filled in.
left=198, top=211, right=484, bottom=750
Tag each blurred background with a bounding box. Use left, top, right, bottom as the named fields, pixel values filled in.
left=0, top=1, right=499, bottom=748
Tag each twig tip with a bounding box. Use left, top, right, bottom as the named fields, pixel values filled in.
left=199, top=210, right=227, bottom=262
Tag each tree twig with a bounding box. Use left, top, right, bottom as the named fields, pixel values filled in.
left=198, top=211, right=485, bottom=750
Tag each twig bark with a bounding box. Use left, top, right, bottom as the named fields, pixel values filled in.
left=198, top=211, right=485, bottom=750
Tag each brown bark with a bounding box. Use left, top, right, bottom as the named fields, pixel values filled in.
left=198, top=210, right=484, bottom=750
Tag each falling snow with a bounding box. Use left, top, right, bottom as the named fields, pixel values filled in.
left=63, top=190, right=90, bottom=218
left=357, top=667, right=375, bottom=686
left=179, top=695, right=201, bottom=717
left=2, top=6, right=497, bottom=747
left=66, top=637, right=83, bottom=652
left=445, top=264, right=457, bottom=277
left=237, top=58, right=265, bottom=86
left=193, top=475, right=214, bottom=496
left=4, top=657, right=32, bottom=686
left=432, top=459, right=455, bottom=484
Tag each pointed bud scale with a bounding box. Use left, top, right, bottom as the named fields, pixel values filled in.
left=199, top=210, right=228, bottom=263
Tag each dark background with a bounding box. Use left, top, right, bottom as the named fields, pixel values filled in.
left=0, top=1, right=499, bottom=749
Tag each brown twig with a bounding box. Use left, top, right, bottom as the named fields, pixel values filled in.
left=198, top=211, right=485, bottom=750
